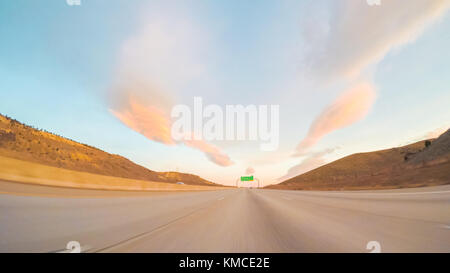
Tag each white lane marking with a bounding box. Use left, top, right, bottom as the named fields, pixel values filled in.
left=374, top=190, right=450, bottom=196
left=442, top=225, right=450, bottom=229
left=303, top=190, right=450, bottom=196
left=217, top=197, right=225, bottom=201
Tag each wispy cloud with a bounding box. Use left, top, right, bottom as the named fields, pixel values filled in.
left=184, top=137, right=234, bottom=167
left=111, top=94, right=234, bottom=167
left=245, top=167, right=255, bottom=175
left=295, top=82, right=376, bottom=154
left=293, top=0, right=449, bottom=153
left=279, top=148, right=338, bottom=182
left=111, top=95, right=175, bottom=146
left=401, top=126, right=450, bottom=145
left=304, top=0, right=450, bottom=82
left=421, top=126, right=450, bottom=139
left=109, top=15, right=233, bottom=167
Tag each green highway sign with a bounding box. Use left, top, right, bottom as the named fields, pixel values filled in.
left=240, top=176, right=254, bottom=181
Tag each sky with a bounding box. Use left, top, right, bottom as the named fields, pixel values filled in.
left=1, top=0, right=449, bottom=186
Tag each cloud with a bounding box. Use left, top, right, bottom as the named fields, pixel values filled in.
left=295, top=0, right=449, bottom=152
left=110, top=95, right=175, bottom=145
left=304, top=0, right=450, bottom=81
left=296, top=82, right=376, bottom=154
left=183, top=137, right=234, bottom=167
left=279, top=148, right=337, bottom=182
left=282, top=1, right=449, bottom=183
left=245, top=167, right=255, bottom=175
left=111, top=95, right=234, bottom=167
left=401, top=126, right=450, bottom=145
left=116, top=18, right=207, bottom=93
left=109, top=15, right=233, bottom=167
left=421, top=126, right=450, bottom=139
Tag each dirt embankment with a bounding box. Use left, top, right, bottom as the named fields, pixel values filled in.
left=0, top=114, right=223, bottom=190
left=267, top=129, right=450, bottom=191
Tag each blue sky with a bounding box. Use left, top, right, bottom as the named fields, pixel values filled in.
left=1, top=0, right=449, bottom=186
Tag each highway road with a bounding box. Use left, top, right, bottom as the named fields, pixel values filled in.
left=0, top=183, right=449, bottom=252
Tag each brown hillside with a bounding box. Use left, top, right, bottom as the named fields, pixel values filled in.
left=0, top=114, right=217, bottom=186
left=267, top=129, right=450, bottom=190
left=407, top=129, right=450, bottom=166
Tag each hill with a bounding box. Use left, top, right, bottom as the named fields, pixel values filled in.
left=0, top=114, right=218, bottom=186
left=267, top=129, right=450, bottom=190
left=407, top=129, right=450, bottom=166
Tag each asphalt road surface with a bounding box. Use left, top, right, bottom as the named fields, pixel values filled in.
left=1, top=183, right=449, bottom=252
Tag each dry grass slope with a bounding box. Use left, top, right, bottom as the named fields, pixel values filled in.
left=0, top=114, right=219, bottom=187
left=0, top=155, right=223, bottom=192
left=267, top=129, right=450, bottom=190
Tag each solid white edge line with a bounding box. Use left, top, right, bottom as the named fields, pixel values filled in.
left=294, top=190, right=450, bottom=196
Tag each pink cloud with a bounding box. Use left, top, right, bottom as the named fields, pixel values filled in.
left=109, top=15, right=233, bottom=167
left=111, top=96, right=175, bottom=146
left=296, top=82, right=376, bottom=154
left=279, top=148, right=338, bottom=182
left=245, top=167, right=255, bottom=175
left=111, top=96, right=234, bottom=167
left=422, top=127, right=450, bottom=139
left=184, top=138, right=234, bottom=167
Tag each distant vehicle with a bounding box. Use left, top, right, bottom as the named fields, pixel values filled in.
left=176, top=182, right=185, bottom=185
